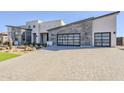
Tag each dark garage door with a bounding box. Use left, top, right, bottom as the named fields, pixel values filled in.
left=94, top=32, right=111, bottom=47
left=57, top=33, right=80, bottom=46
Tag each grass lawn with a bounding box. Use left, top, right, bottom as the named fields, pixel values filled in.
left=0, top=52, right=20, bottom=61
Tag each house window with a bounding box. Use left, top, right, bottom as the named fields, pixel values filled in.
left=28, top=25, right=31, bottom=29
left=33, top=25, right=35, bottom=28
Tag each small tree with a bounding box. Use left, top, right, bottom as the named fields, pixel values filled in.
left=0, top=40, right=2, bottom=46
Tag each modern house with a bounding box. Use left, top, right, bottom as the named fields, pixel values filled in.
left=6, top=20, right=65, bottom=45
left=26, top=20, right=65, bottom=44
left=47, top=11, right=120, bottom=47
left=6, top=25, right=31, bottom=45
left=6, top=11, right=119, bottom=47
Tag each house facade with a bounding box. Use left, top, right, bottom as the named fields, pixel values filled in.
left=26, top=20, right=65, bottom=44
left=7, top=20, right=65, bottom=45
left=7, top=25, right=32, bottom=45
left=48, top=12, right=120, bottom=47
left=6, top=11, right=119, bottom=47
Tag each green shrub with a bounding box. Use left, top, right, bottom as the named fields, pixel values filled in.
left=42, top=43, right=47, bottom=47
left=23, top=42, right=31, bottom=46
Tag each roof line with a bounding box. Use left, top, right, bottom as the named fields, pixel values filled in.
left=6, top=25, right=31, bottom=30
left=47, top=11, right=120, bottom=31
left=47, top=17, right=94, bottom=31
left=93, top=11, right=120, bottom=20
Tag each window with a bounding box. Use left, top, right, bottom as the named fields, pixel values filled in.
left=94, top=32, right=111, bottom=47
left=28, top=25, right=31, bottom=29
left=33, top=25, right=35, bottom=28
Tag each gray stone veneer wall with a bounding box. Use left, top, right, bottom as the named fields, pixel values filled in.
left=48, top=20, right=93, bottom=47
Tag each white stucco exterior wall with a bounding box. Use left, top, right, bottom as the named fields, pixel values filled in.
left=38, top=20, right=65, bottom=43
left=92, top=14, right=117, bottom=47
left=26, top=20, right=42, bottom=43
left=39, top=20, right=65, bottom=33
left=26, top=20, right=65, bottom=43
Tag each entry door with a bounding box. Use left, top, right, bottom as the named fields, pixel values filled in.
left=42, top=34, right=48, bottom=44
left=40, top=33, right=48, bottom=44
left=33, top=33, right=37, bottom=43
left=94, top=32, right=111, bottom=47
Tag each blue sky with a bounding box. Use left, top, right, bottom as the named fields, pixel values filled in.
left=0, top=11, right=123, bottom=37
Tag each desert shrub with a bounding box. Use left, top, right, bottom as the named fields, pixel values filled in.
left=3, top=41, right=9, bottom=45
left=23, top=42, right=31, bottom=46
left=37, top=43, right=41, bottom=47
left=32, top=42, right=36, bottom=46
left=42, top=43, right=47, bottom=47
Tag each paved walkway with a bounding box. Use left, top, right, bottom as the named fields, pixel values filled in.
left=0, top=47, right=124, bottom=81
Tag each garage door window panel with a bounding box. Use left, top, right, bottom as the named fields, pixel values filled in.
left=94, top=32, right=111, bottom=47
left=57, top=33, right=80, bottom=46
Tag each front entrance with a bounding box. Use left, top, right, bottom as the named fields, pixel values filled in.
left=94, top=32, right=111, bottom=47
left=57, top=33, right=80, bottom=46
left=33, top=33, right=37, bottom=43
left=40, top=33, right=48, bottom=44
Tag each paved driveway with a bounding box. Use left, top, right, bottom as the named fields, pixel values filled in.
left=0, top=47, right=124, bottom=81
